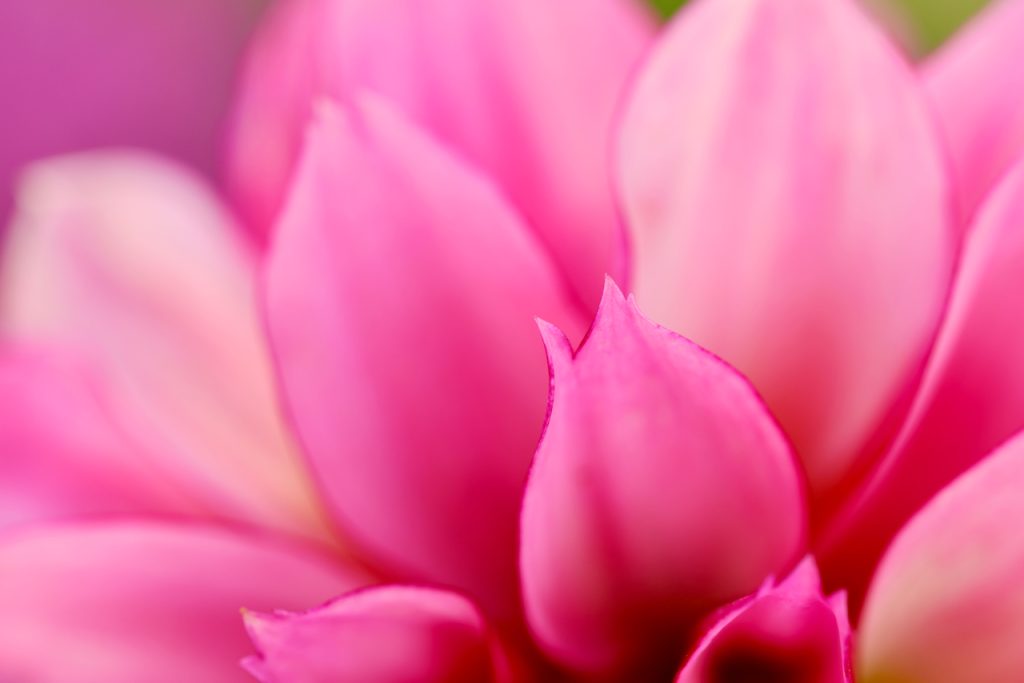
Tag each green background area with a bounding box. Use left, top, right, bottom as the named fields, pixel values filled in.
left=646, top=0, right=991, bottom=52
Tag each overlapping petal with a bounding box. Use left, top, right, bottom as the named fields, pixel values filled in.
left=676, top=559, right=851, bottom=683
left=858, top=431, right=1024, bottom=683
left=819, top=160, right=1024, bottom=607
left=0, top=521, right=365, bottom=683
left=924, top=0, right=1024, bottom=223
left=520, top=281, right=806, bottom=676
left=618, top=0, right=955, bottom=505
left=244, top=586, right=503, bottom=683
left=264, top=96, right=586, bottom=618
left=0, top=153, right=327, bottom=541
left=0, top=348, right=185, bottom=526
left=227, top=0, right=652, bottom=309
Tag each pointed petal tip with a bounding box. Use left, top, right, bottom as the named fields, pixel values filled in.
left=240, top=655, right=270, bottom=683
left=778, top=556, right=824, bottom=593
left=521, top=269, right=808, bottom=673
left=536, top=318, right=573, bottom=372
left=241, top=607, right=276, bottom=639
left=596, top=274, right=629, bottom=314
left=676, top=556, right=852, bottom=683
left=579, top=273, right=647, bottom=346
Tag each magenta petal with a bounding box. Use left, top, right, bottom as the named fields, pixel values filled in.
left=924, top=0, right=1024, bottom=223
left=858, top=431, right=1024, bottom=683
left=819, top=159, right=1024, bottom=608
left=0, top=153, right=328, bottom=541
left=676, top=559, right=852, bottom=683
left=0, top=349, right=183, bottom=526
left=618, top=0, right=955, bottom=504
left=264, top=97, right=586, bottom=617
left=519, top=281, right=806, bottom=676
left=0, top=521, right=366, bottom=683
left=227, top=0, right=652, bottom=308
left=244, top=586, right=503, bottom=683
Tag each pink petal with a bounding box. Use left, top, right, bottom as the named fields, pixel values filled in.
left=0, top=521, right=366, bottom=683
left=0, top=153, right=328, bottom=542
left=858, top=431, right=1024, bottom=683
left=0, top=348, right=189, bottom=526
left=675, top=559, right=852, bottom=683
left=264, top=97, right=586, bottom=618
left=227, top=0, right=653, bottom=309
left=923, top=0, right=1024, bottom=224
left=819, top=159, right=1024, bottom=610
left=618, top=0, right=955, bottom=505
left=0, top=0, right=266, bottom=224
left=519, top=280, right=806, bottom=676
left=244, top=586, right=503, bottom=683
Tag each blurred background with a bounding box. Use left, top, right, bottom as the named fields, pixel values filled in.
left=0, top=0, right=991, bottom=227
left=649, top=0, right=989, bottom=46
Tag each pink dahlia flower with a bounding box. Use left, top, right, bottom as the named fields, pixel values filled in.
left=3, top=0, right=1024, bottom=681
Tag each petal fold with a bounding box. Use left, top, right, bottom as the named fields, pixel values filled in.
left=924, top=0, right=1024, bottom=222
left=618, top=0, right=955, bottom=504
left=228, top=0, right=653, bottom=308
left=519, top=281, right=806, bottom=676
left=858, top=431, right=1024, bottom=683
left=0, top=153, right=328, bottom=541
left=264, top=97, right=586, bottom=617
left=0, top=521, right=365, bottom=683
left=244, top=586, right=503, bottom=683
left=676, top=559, right=852, bottom=683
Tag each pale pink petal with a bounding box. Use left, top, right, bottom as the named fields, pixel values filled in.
left=0, top=348, right=187, bottom=526
left=0, top=153, right=328, bottom=542
left=0, top=0, right=267, bottom=224
left=924, top=0, right=1024, bottom=223
left=858, top=431, right=1024, bottom=683
left=264, top=97, right=586, bottom=618
left=819, top=159, right=1024, bottom=610
left=244, top=586, right=503, bottom=683
left=228, top=0, right=653, bottom=309
left=519, top=280, right=806, bottom=676
left=0, top=521, right=367, bottom=683
left=676, top=559, right=851, bottom=683
left=618, top=0, right=955, bottom=504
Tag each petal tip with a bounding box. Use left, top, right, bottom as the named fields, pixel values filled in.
left=536, top=318, right=573, bottom=372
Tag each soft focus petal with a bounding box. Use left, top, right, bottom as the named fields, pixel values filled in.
left=0, top=0, right=267, bottom=224
left=676, top=559, right=852, bottom=683
left=0, top=153, right=327, bottom=541
left=520, top=281, right=806, bottom=676
left=619, top=0, right=955, bottom=505
left=924, top=0, right=1024, bottom=223
left=820, top=159, right=1024, bottom=609
left=0, top=521, right=366, bottom=683
left=0, top=348, right=187, bottom=526
left=244, top=586, right=502, bottom=683
left=228, top=0, right=653, bottom=309
left=858, top=431, right=1024, bottom=683
left=265, top=97, right=586, bottom=618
